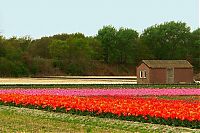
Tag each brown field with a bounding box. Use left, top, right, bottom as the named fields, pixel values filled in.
left=0, top=76, right=137, bottom=85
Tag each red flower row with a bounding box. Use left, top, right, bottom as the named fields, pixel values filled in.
left=0, top=94, right=200, bottom=122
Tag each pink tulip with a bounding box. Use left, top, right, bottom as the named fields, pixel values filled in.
left=0, top=88, right=200, bottom=96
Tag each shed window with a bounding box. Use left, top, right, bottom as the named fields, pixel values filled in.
left=140, top=70, right=147, bottom=79
left=140, top=71, right=143, bottom=78
left=144, top=71, right=147, bottom=78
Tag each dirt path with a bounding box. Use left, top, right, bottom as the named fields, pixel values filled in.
left=0, top=76, right=137, bottom=84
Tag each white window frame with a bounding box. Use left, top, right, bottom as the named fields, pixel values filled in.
left=140, top=70, right=147, bottom=79
left=143, top=70, right=147, bottom=78
left=140, top=71, right=143, bottom=78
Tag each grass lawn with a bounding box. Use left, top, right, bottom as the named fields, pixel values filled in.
left=0, top=105, right=199, bottom=133
left=0, top=83, right=199, bottom=89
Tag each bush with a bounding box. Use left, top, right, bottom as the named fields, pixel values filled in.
left=0, top=57, right=29, bottom=77
left=66, top=64, right=84, bottom=75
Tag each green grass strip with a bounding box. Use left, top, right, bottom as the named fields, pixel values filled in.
left=0, top=105, right=199, bottom=133
left=0, top=84, right=199, bottom=89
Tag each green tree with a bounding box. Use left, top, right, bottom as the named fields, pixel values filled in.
left=4, top=37, right=23, bottom=61
left=18, top=36, right=32, bottom=51
left=31, top=57, right=55, bottom=75
left=65, top=38, right=92, bottom=75
left=48, top=40, right=68, bottom=72
left=52, top=34, right=69, bottom=41
left=0, top=57, right=28, bottom=77
left=0, top=36, right=6, bottom=57
left=191, top=28, right=200, bottom=70
left=116, top=28, right=138, bottom=64
left=48, top=37, right=95, bottom=75
left=96, top=25, right=117, bottom=63
left=29, top=37, right=51, bottom=58
left=87, top=37, right=102, bottom=60
left=140, top=21, right=191, bottom=60
left=48, top=40, right=68, bottom=59
left=134, top=39, right=154, bottom=65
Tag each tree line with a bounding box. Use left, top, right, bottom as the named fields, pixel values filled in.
left=0, top=21, right=199, bottom=77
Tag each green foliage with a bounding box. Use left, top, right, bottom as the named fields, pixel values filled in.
left=134, top=40, right=154, bottom=65
left=140, top=21, right=191, bottom=60
left=96, top=26, right=140, bottom=65
left=29, top=37, right=51, bottom=58
left=66, top=64, right=84, bottom=75
left=0, top=57, right=29, bottom=77
left=0, top=36, right=6, bottom=57
left=31, top=57, right=55, bottom=75
left=0, top=21, right=199, bottom=77
left=191, top=28, right=200, bottom=70
left=4, top=37, right=23, bottom=61
left=66, top=37, right=92, bottom=63
left=48, top=40, right=68, bottom=59
left=87, top=37, right=102, bottom=60
left=97, top=25, right=117, bottom=63
left=115, top=28, right=138, bottom=64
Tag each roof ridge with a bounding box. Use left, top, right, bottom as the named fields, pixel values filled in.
left=141, top=60, right=192, bottom=68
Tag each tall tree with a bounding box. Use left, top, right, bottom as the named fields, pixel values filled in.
left=134, top=39, right=154, bottom=65
left=86, top=37, right=102, bottom=60
left=0, top=36, right=6, bottom=57
left=65, top=38, right=93, bottom=75
left=116, top=28, right=138, bottom=64
left=48, top=40, right=68, bottom=59
left=4, top=37, right=23, bottom=61
left=140, top=21, right=191, bottom=60
left=18, top=36, right=32, bottom=52
left=29, top=37, right=51, bottom=58
left=96, top=25, right=117, bottom=63
left=191, top=28, right=200, bottom=70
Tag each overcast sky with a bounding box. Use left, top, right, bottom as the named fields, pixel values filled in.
left=0, top=0, right=199, bottom=39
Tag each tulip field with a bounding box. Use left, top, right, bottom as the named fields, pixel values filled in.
left=0, top=87, right=200, bottom=131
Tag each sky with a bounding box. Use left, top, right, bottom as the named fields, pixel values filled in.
left=0, top=0, right=199, bottom=39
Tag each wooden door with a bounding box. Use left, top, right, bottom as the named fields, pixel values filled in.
left=167, top=68, right=174, bottom=84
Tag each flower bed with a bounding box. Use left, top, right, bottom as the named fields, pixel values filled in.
left=0, top=88, right=200, bottom=96
left=0, top=88, right=200, bottom=128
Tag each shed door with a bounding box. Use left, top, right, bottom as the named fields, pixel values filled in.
left=167, top=68, right=174, bottom=84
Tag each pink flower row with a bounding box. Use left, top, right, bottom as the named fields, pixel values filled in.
left=0, top=88, right=200, bottom=96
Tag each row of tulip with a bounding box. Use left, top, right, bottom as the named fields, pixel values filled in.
left=0, top=88, right=200, bottom=96
left=0, top=93, right=199, bottom=128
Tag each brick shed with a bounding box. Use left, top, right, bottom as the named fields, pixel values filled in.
left=137, top=60, right=193, bottom=84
